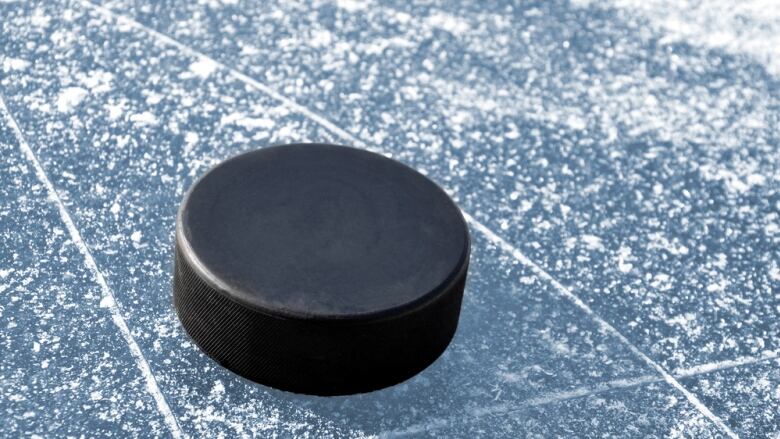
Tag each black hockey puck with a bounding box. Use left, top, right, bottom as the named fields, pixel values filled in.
left=173, top=143, right=470, bottom=395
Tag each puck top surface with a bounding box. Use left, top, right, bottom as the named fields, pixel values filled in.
left=178, top=143, right=469, bottom=320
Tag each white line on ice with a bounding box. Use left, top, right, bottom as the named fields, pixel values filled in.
left=0, top=95, right=184, bottom=439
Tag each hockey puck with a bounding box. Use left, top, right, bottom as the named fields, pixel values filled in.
left=173, top=143, right=470, bottom=395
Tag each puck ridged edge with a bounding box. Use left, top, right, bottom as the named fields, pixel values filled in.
left=173, top=227, right=469, bottom=395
